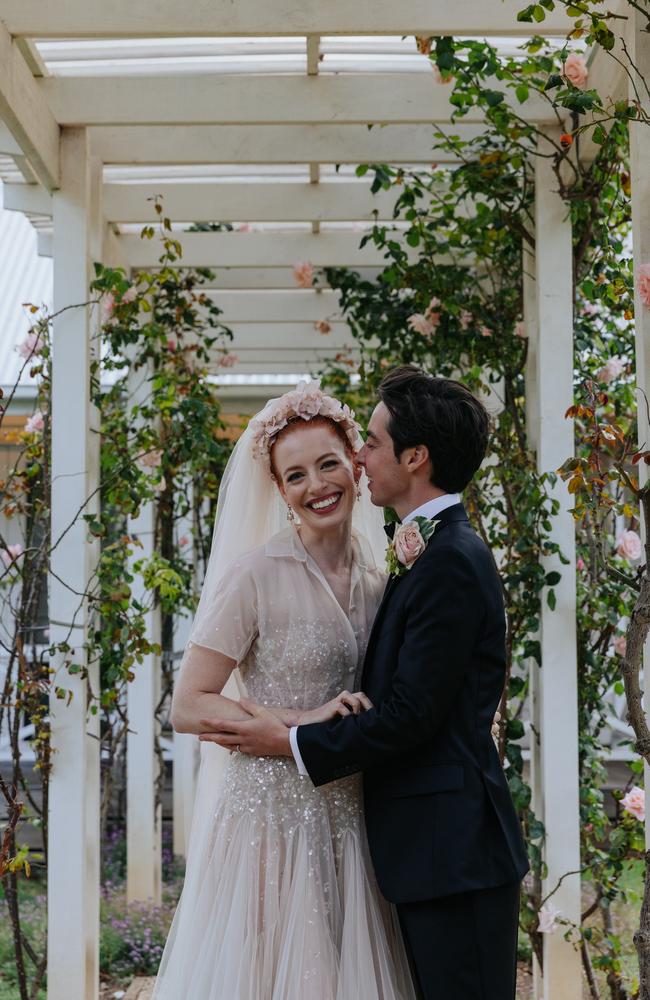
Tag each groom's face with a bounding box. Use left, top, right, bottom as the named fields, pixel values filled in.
left=357, top=402, right=409, bottom=509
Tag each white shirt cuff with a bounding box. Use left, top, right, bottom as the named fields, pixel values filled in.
left=289, top=726, right=309, bottom=777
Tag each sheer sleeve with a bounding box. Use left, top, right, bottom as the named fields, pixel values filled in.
left=189, top=554, right=259, bottom=664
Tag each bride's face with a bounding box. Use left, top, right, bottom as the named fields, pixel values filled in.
left=272, top=422, right=359, bottom=532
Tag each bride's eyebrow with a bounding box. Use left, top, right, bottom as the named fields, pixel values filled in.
left=283, top=452, right=338, bottom=474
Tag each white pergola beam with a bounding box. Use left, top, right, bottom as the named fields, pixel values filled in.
left=120, top=231, right=472, bottom=268
left=6, top=180, right=471, bottom=225
left=211, top=289, right=345, bottom=323
left=89, top=123, right=485, bottom=165
left=103, top=182, right=400, bottom=223
left=1, top=0, right=575, bottom=36
left=194, top=266, right=383, bottom=288
left=3, top=180, right=52, bottom=214
left=0, top=20, right=60, bottom=190
left=211, top=350, right=359, bottom=372
left=222, top=321, right=356, bottom=347
left=43, top=73, right=557, bottom=127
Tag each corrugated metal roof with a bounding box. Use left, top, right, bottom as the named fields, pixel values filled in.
left=0, top=184, right=52, bottom=389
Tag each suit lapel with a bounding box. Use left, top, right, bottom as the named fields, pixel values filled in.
left=362, top=573, right=402, bottom=671
left=362, top=503, right=470, bottom=675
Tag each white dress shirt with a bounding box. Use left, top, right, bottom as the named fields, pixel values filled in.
left=289, top=493, right=461, bottom=777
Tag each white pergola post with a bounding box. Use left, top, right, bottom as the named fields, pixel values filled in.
left=126, top=364, right=162, bottom=904
left=533, top=135, right=581, bottom=999
left=49, top=127, right=101, bottom=1000
left=523, top=241, right=544, bottom=998
left=628, top=8, right=650, bottom=849
left=172, top=494, right=200, bottom=858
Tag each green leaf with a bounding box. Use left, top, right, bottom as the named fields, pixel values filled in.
left=484, top=90, right=505, bottom=107
left=547, top=589, right=557, bottom=611
left=532, top=4, right=546, bottom=22
left=517, top=4, right=536, bottom=21
left=515, top=84, right=530, bottom=104
left=592, top=124, right=607, bottom=146
left=545, top=570, right=561, bottom=586
left=544, top=73, right=563, bottom=92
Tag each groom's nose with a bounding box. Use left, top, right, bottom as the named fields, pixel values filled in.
left=356, top=445, right=367, bottom=467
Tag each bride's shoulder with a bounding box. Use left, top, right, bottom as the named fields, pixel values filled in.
left=225, top=527, right=299, bottom=576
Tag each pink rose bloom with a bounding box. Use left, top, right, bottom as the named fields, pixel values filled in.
left=460, top=309, right=472, bottom=330
left=166, top=338, right=177, bottom=352
left=179, top=535, right=190, bottom=548
left=616, top=529, right=642, bottom=562
left=24, top=410, right=45, bottom=434
left=424, top=298, right=442, bottom=328
left=238, top=223, right=252, bottom=233
left=515, top=321, right=527, bottom=339
left=218, top=352, right=239, bottom=368
left=596, top=356, right=625, bottom=384
left=16, top=330, right=44, bottom=360
left=293, top=261, right=314, bottom=288
left=121, top=286, right=137, bottom=304
left=563, top=53, right=588, bottom=89
left=576, top=557, right=585, bottom=572
left=621, top=785, right=645, bottom=822
left=480, top=325, right=492, bottom=338
left=139, top=448, right=163, bottom=469
left=314, top=320, right=332, bottom=335
left=613, top=635, right=627, bottom=657
left=102, top=292, right=116, bottom=324
left=1, top=543, right=24, bottom=567
left=393, top=523, right=426, bottom=569
left=582, top=301, right=598, bottom=317
left=407, top=313, right=436, bottom=338
left=637, top=262, right=650, bottom=308
left=537, top=903, right=561, bottom=935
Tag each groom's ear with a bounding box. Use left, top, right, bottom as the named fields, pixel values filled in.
left=405, top=444, right=431, bottom=475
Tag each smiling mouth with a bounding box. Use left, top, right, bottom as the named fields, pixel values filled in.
left=306, top=492, right=343, bottom=515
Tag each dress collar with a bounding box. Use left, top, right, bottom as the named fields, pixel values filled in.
left=265, top=524, right=371, bottom=573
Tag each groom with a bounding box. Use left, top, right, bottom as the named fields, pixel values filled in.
left=204, top=365, right=529, bottom=999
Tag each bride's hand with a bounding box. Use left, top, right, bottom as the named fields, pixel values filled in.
left=298, top=690, right=373, bottom=726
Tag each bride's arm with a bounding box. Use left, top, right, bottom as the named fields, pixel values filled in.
left=171, top=643, right=312, bottom=733
left=171, top=644, right=253, bottom=734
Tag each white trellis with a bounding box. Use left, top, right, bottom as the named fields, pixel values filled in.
left=0, top=5, right=645, bottom=999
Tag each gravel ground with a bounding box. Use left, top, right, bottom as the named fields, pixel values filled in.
left=120, top=966, right=536, bottom=999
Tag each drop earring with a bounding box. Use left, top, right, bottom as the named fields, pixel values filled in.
left=287, top=505, right=296, bottom=523
left=355, top=482, right=362, bottom=501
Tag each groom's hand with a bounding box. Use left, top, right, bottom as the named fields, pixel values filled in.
left=199, top=698, right=292, bottom=757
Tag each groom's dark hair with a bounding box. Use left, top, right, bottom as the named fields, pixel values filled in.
left=377, top=365, right=490, bottom=492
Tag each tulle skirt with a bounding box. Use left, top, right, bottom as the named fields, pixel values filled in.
left=153, top=745, right=416, bottom=1000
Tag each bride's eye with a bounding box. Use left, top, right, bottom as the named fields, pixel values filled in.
left=287, top=471, right=304, bottom=482
left=321, top=460, right=338, bottom=469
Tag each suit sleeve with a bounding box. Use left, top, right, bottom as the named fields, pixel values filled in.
left=296, top=547, right=485, bottom=786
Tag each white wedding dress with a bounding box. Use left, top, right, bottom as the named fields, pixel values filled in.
left=153, top=526, right=416, bottom=1000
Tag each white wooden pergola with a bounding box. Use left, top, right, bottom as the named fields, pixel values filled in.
left=0, top=4, right=648, bottom=998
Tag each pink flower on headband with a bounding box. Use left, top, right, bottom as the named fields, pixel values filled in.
left=250, top=380, right=362, bottom=465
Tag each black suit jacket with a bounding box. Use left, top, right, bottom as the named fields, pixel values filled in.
left=297, top=503, right=529, bottom=903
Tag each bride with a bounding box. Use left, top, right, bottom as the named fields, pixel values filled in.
left=152, top=381, right=417, bottom=999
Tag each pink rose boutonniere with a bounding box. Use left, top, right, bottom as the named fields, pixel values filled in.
left=386, top=517, right=439, bottom=577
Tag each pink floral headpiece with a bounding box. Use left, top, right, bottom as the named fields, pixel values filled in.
left=250, top=380, right=363, bottom=466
